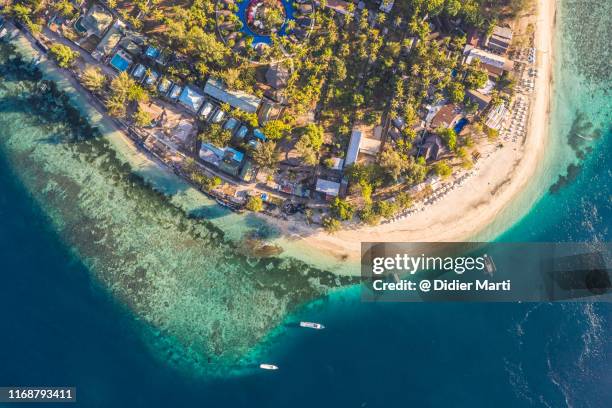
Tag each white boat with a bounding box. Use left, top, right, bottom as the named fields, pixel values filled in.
left=300, top=321, right=325, bottom=330
left=259, top=363, right=279, bottom=370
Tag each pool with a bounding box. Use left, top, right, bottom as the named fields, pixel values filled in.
left=454, top=117, right=469, bottom=134
left=236, top=0, right=295, bottom=45
left=110, top=52, right=131, bottom=72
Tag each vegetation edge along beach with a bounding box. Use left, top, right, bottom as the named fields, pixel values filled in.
left=0, top=0, right=555, bottom=273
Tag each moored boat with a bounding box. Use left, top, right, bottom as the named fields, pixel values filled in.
left=259, top=363, right=279, bottom=370
left=300, top=321, right=325, bottom=330
left=483, top=254, right=497, bottom=275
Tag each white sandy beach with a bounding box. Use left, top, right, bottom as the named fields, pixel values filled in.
left=8, top=0, right=556, bottom=276
left=270, top=0, right=557, bottom=271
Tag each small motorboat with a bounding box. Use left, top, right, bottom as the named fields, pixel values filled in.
left=483, top=254, right=497, bottom=276
left=259, top=363, right=279, bottom=370
left=300, top=321, right=325, bottom=330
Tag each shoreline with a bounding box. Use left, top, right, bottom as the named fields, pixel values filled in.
left=264, top=0, right=557, bottom=270
left=7, top=0, right=557, bottom=275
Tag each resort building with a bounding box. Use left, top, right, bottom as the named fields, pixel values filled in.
left=467, top=89, right=492, bottom=111
left=344, top=129, right=363, bottom=168
left=203, top=78, right=261, bottom=114
left=131, top=63, right=146, bottom=80
left=239, top=160, right=256, bottom=182
left=78, top=4, right=113, bottom=38
left=168, top=84, right=183, bottom=100
left=143, top=70, right=160, bottom=88
left=265, top=64, right=290, bottom=89
left=430, top=103, right=461, bottom=129
left=359, top=135, right=382, bottom=157
left=157, top=78, right=173, bottom=95
left=218, top=148, right=245, bottom=177
left=144, top=45, right=166, bottom=65
left=198, top=143, right=246, bottom=178
left=199, top=143, right=225, bottom=167
left=419, top=134, right=445, bottom=162
left=317, top=0, right=352, bottom=16
left=92, top=20, right=124, bottom=60
left=484, top=26, right=513, bottom=55
left=178, top=86, right=205, bottom=113
left=328, top=157, right=344, bottom=171
left=464, top=46, right=513, bottom=77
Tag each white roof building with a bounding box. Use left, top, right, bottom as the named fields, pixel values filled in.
left=466, top=48, right=507, bottom=69
left=315, top=178, right=340, bottom=197
left=360, top=137, right=382, bottom=156
left=485, top=103, right=508, bottom=130
left=344, top=129, right=363, bottom=168
left=465, top=47, right=513, bottom=75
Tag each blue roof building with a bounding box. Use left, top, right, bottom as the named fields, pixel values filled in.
left=178, top=86, right=205, bottom=113
left=145, top=45, right=160, bottom=59
left=253, top=128, right=267, bottom=141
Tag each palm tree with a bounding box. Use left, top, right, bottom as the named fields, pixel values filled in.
left=81, top=65, right=106, bottom=92
left=110, top=72, right=134, bottom=101
left=106, top=95, right=127, bottom=118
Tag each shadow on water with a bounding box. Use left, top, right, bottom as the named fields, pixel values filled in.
left=0, top=37, right=366, bottom=388
left=188, top=203, right=234, bottom=220
left=549, top=111, right=605, bottom=194
left=0, top=145, right=208, bottom=406
left=243, top=212, right=282, bottom=240
left=134, top=165, right=194, bottom=196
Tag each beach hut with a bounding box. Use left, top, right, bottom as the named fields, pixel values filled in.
left=131, top=63, right=146, bottom=80
left=168, top=84, right=182, bottom=100
left=315, top=178, right=340, bottom=199
left=144, top=70, right=160, bottom=88
left=157, top=78, right=172, bottom=95
left=200, top=101, right=215, bottom=121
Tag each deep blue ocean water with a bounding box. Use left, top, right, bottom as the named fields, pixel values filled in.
left=1, top=0, right=611, bottom=407
left=0, top=140, right=609, bottom=408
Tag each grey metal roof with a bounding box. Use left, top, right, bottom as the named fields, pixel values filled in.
left=203, top=78, right=261, bottom=113
left=344, top=130, right=362, bottom=168
left=315, top=178, right=340, bottom=196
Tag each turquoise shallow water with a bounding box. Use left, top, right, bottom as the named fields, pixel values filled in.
left=0, top=0, right=611, bottom=406
left=0, top=39, right=354, bottom=378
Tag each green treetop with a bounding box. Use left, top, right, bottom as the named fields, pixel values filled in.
left=49, top=44, right=78, bottom=69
